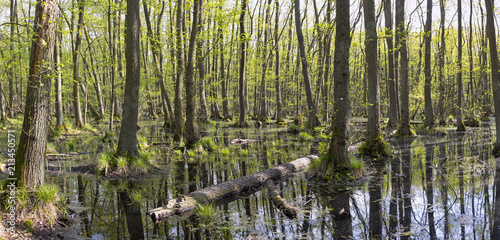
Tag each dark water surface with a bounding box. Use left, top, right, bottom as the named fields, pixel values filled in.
left=47, top=124, right=500, bottom=239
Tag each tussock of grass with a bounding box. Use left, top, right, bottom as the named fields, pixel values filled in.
left=298, top=132, right=314, bottom=142
left=358, top=136, right=391, bottom=158
left=96, top=149, right=157, bottom=177
left=11, top=184, right=63, bottom=231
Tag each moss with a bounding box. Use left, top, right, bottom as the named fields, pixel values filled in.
left=394, top=125, right=416, bottom=138
left=415, top=125, right=448, bottom=136
left=464, top=116, right=481, bottom=127
left=287, top=124, right=301, bottom=134
left=457, top=119, right=466, bottom=132
left=298, top=132, right=314, bottom=142
left=358, top=135, right=391, bottom=158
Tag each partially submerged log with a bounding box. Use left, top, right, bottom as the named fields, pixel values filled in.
left=230, top=138, right=257, bottom=145
left=147, top=155, right=318, bottom=222
left=265, top=180, right=298, bottom=219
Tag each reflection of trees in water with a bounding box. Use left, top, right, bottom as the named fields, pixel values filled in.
left=425, top=144, right=437, bottom=239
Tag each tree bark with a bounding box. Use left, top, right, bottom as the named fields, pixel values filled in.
left=147, top=155, right=318, bottom=222
left=54, top=32, right=64, bottom=128
left=143, top=0, right=173, bottom=129
left=220, top=8, right=229, bottom=120
left=293, top=0, right=320, bottom=128
left=385, top=0, right=398, bottom=128
left=174, top=0, right=185, bottom=140
left=364, top=0, right=381, bottom=140
left=72, top=0, right=85, bottom=128
left=327, top=0, right=351, bottom=173
left=185, top=0, right=202, bottom=146
left=196, top=27, right=209, bottom=122
left=424, top=0, right=434, bottom=127
left=456, top=0, right=466, bottom=131
left=116, top=0, right=140, bottom=158
left=437, top=0, right=446, bottom=124
left=485, top=0, right=500, bottom=155
left=275, top=0, right=283, bottom=123
left=396, top=0, right=412, bottom=137
left=238, top=0, right=248, bottom=127
left=14, top=0, right=58, bottom=188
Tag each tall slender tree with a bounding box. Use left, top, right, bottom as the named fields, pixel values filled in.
left=54, top=32, right=64, bottom=128
left=275, top=0, right=283, bottom=123
left=424, top=0, right=434, bottom=127
left=385, top=0, right=398, bottom=129
left=72, top=0, right=85, bottom=128
left=238, top=0, right=248, bottom=127
left=116, top=0, right=141, bottom=158
left=293, top=0, right=320, bottom=128
left=456, top=0, right=466, bottom=131
left=437, top=0, right=446, bottom=124
left=485, top=0, right=500, bottom=156
left=185, top=0, right=202, bottom=146
left=360, top=0, right=388, bottom=157
left=14, top=0, right=58, bottom=188
left=325, top=0, right=351, bottom=174
left=396, top=0, right=412, bottom=137
left=174, top=0, right=185, bottom=139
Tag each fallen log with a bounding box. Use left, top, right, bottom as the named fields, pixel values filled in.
left=147, top=155, right=318, bottom=222
left=265, top=180, right=298, bottom=219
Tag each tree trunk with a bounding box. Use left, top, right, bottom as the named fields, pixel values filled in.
left=108, top=0, right=118, bottom=132
left=54, top=32, right=64, bottom=128
left=362, top=0, right=387, bottom=157
left=72, top=0, right=85, bottom=128
left=385, top=0, right=398, bottom=128
left=220, top=10, right=229, bottom=120
left=396, top=0, right=412, bottom=137
left=437, top=0, right=446, bottom=124
left=275, top=0, right=283, bottom=123
left=485, top=0, right=500, bottom=155
left=293, top=0, right=320, bottom=128
left=9, top=0, right=16, bottom=118
left=238, top=0, right=248, bottom=127
left=196, top=28, right=209, bottom=122
left=143, top=0, right=173, bottom=128
left=456, top=0, right=466, bottom=131
left=327, top=0, right=351, bottom=173
left=424, top=0, right=434, bottom=127
left=14, top=0, right=58, bottom=188
left=174, top=0, right=185, bottom=140
left=116, top=0, right=140, bottom=158
left=184, top=0, right=202, bottom=146
left=258, top=0, right=272, bottom=123
left=147, top=155, right=318, bottom=222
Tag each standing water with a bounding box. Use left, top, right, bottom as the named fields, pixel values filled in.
left=46, top=124, right=499, bottom=239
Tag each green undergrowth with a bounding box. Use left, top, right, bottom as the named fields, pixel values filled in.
left=358, top=136, right=391, bottom=158
left=4, top=184, right=66, bottom=233
left=415, top=125, right=448, bottom=136
left=96, top=149, right=158, bottom=176
left=309, top=152, right=366, bottom=182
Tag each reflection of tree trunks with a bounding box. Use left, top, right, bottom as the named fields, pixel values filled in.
left=301, top=188, right=313, bottom=238
left=332, top=191, right=353, bottom=239
left=369, top=163, right=383, bottom=239
left=425, top=144, right=437, bottom=239
left=77, top=175, right=91, bottom=237
left=119, top=191, right=144, bottom=239
left=402, top=140, right=412, bottom=240
left=439, top=143, right=450, bottom=239
left=389, top=157, right=400, bottom=235
left=457, top=134, right=465, bottom=239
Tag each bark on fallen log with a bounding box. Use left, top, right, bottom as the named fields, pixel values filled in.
left=147, top=155, right=318, bottom=222
left=265, top=180, right=299, bottom=219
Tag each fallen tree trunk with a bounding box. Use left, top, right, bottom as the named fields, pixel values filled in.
left=265, top=180, right=299, bottom=219
left=147, top=155, right=318, bottom=222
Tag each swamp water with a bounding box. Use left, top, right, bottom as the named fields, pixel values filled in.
left=45, top=123, right=500, bottom=239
